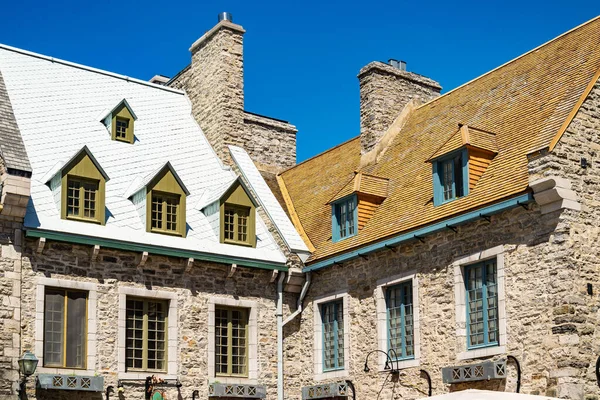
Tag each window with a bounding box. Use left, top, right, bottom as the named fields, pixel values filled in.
left=150, top=192, right=181, bottom=235
left=332, top=195, right=357, bottom=242
left=465, top=260, right=498, bottom=349
left=322, top=300, right=344, bottom=371
left=115, top=117, right=129, bottom=141
left=44, top=288, right=87, bottom=369
left=66, top=177, right=99, bottom=221
left=433, top=149, right=468, bottom=206
left=223, top=205, right=251, bottom=244
left=215, top=307, right=248, bottom=377
left=386, top=282, right=414, bottom=360
left=125, top=298, right=168, bottom=372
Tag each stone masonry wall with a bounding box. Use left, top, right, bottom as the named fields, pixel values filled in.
left=242, top=112, right=296, bottom=170
left=19, top=239, right=289, bottom=400
left=282, top=78, right=600, bottom=400
left=358, top=62, right=441, bottom=154
left=0, top=218, right=23, bottom=400
left=527, top=78, right=600, bottom=399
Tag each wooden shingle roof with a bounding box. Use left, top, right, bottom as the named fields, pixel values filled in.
left=279, top=16, right=600, bottom=264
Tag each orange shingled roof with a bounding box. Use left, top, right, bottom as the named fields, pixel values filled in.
left=279, top=16, right=600, bottom=264
left=429, top=125, right=498, bottom=161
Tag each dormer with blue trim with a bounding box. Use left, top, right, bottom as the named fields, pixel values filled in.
left=428, top=124, right=498, bottom=206
left=101, top=99, right=137, bottom=144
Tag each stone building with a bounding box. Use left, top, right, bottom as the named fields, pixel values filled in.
left=274, top=15, right=600, bottom=400
left=0, top=30, right=309, bottom=400
left=2, top=10, right=600, bottom=400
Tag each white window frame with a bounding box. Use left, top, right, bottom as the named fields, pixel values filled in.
left=453, top=245, right=507, bottom=360
left=117, top=286, right=178, bottom=379
left=35, top=277, right=98, bottom=375
left=376, top=272, right=420, bottom=371
left=208, top=297, right=259, bottom=384
left=313, top=290, right=350, bottom=381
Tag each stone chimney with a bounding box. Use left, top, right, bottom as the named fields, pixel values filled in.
left=168, top=13, right=298, bottom=171
left=358, top=60, right=442, bottom=154
left=169, top=13, right=246, bottom=164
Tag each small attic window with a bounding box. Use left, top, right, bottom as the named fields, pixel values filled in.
left=102, top=99, right=137, bottom=144
left=219, top=181, right=256, bottom=247
left=433, top=149, right=468, bottom=206
left=331, top=195, right=357, bottom=243
left=150, top=191, right=181, bottom=234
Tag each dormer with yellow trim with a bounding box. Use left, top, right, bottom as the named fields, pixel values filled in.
left=199, top=177, right=258, bottom=248
left=101, top=99, right=137, bottom=144
left=45, top=146, right=110, bottom=225
left=428, top=124, right=498, bottom=206
left=128, top=162, right=189, bottom=237
left=328, top=172, right=389, bottom=242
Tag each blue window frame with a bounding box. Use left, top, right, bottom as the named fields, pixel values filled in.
left=386, top=281, right=414, bottom=360
left=321, top=300, right=344, bottom=371
left=331, top=195, right=357, bottom=242
left=465, top=259, right=498, bottom=349
left=432, top=148, right=469, bottom=206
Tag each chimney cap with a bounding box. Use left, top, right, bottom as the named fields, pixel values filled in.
left=388, top=59, right=407, bottom=71
left=218, top=12, right=233, bottom=23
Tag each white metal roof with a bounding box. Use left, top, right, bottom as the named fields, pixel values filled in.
left=229, top=145, right=311, bottom=258
left=0, top=44, right=286, bottom=266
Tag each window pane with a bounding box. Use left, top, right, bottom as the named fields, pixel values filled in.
left=442, top=160, right=454, bottom=200
left=126, top=299, right=145, bottom=370
left=82, top=181, right=98, bottom=219
left=386, top=282, right=414, bottom=359
left=65, top=291, right=87, bottom=368
left=322, top=300, right=343, bottom=370
left=147, top=301, right=167, bottom=371
left=116, top=118, right=129, bottom=139
left=339, top=202, right=347, bottom=238
left=215, top=307, right=248, bottom=376
left=466, top=261, right=498, bottom=348
left=346, top=198, right=355, bottom=236
left=454, top=154, right=464, bottom=197
left=237, top=208, right=249, bottom=243
left=151, top=195, right=163, bottom=230
left=67, top=180, right=80, bottom=217
left=224, top=208, right=235, bottom=240
left=44, top=290, right=65, bottom=366
left=165, top=196, right=179, bottom=232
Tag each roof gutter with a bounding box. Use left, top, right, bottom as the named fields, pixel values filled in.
left=25, top=228, right=287, bottom=271
left=305, top=192, right=533, bottom=272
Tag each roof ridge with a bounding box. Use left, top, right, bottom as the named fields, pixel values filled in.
left=417, top=14, right=600, bottom=110
left=280, top=135, right=360, bottom=175
left=0, top=43, right=185, bottom=95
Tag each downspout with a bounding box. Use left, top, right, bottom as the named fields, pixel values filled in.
left=277, top=271, right=286, bottom=400
left=282, top=272, right=311, bottom=326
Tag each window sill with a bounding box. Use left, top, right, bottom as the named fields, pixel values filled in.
left=457, top=345, right=505, bottom=361
left=66, top=216, right=102, bottom=225
left=223, top=239, right=253, bottom=247
left=37, top=366, right=96, bottom=376
left=314, top=368, right=349, bottom=382
left=118, top=372, right=176, bottom=380
left=150, top=229, right=183, bottom=237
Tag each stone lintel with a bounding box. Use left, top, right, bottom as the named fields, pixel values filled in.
left=357, top=61, right=442, bottom=90
left=189, top=20, right=246, bottom=53
left=529, top=176, right=581, bottom=214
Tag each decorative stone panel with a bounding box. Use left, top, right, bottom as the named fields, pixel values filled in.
left=301, top=382, right=349, bottom=399
left=208, top=382, right=266, bottom=398
left=441, top=359, right=507, bottom=384
left=37, top=374, right=104, bottom=392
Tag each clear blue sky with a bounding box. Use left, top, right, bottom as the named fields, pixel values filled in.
left=1, top=0, right=599, bottom=162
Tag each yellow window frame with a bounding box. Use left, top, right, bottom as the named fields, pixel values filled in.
left=125, top=297, right=169, bottom=373
left=215, top=307, right=249, bottom=377
left=43, top=287, right=88, bottom=369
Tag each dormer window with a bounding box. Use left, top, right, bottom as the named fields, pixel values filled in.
left=45, top=146, right=109, bottom=225
left=67, top=177, right=99, bottom=220
left=101, top=99, right=137, bottom=144
left=115, top=117, right=130, bottom=141
left=332, top=195, right=357, bottom=242
left=429, top=125, right=498, bottom=206
left=438, top=151, right=466, bottom=203
left=151, top=192, right=181, bottom=234
left=223, top=204, right=251, bottom=244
